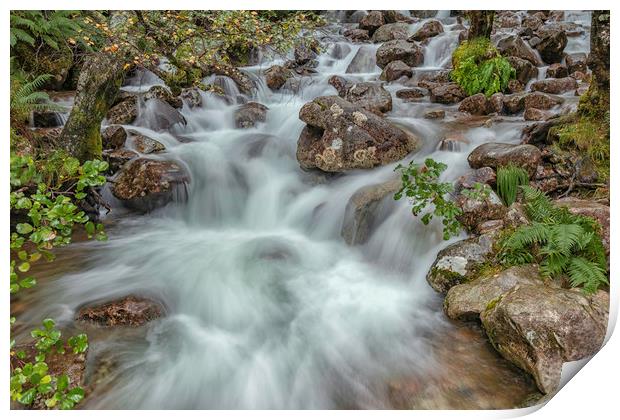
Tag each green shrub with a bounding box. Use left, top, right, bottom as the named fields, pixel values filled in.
left=394, top=158, right=462, bottom=240
left=499, top=186, right=608, bottom=294
left=496, top=165, right=529, bottom=206
left=451, top=37, right=515, bottom=97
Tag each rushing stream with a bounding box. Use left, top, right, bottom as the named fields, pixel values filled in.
left=14, top=11, right=593, bottom=409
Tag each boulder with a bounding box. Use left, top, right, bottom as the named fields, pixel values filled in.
left=179, top=87, right=202, bottom=108
left=497, top=36, right=543, bottom=66
left=107, top=95, right=138, bottom=125
left=102, top=148, right=138, bottom=173
left=545, top=63, right=568, bottom=78
left=455, top=190, right=508, bottom=233
left=346, top=10, right=367, bottom=24
left=481, top=286, right=608, bottom=394
left=555, top=198, right=610, bottom=254
left=566, top=53, right=588, bottom=74
left=294, top=42, right=318, bottom=65
left=424, top=109, right=446, bottom=119
left=344, top=28, right=370, bottom=43
left=376, top=40, right=424, bottom=68
left=359, top=11, right=385, bottom=35
left=426, top=233, right=497, bottom=294
left=455, top=167, right=497, bottom=193
left=530, top=77, right=577, bottom=94
left=112, top=158, right=189, bottom=212
left=408, top=19, right=443, bottom=42
left=503, top=94, right=525, bottom=114
left=341, top=178, right=402, bottom=245
left=296, top=96, right=419, bottom=172
left=380, top=60, right=412, bottom=81
left=458, top=94, right=488, bottom=115
left=382, top=10, right=414, bottom=23
left=535, top=26, right=568, bottom=64
left=495, top=11, right=521, bottom=29
left=265, top=65, right=293, bottom=90
left=331, top=80, right=393, bottom=114
left=76, top=295, right=165, bottom=327
left=506, top=56, right=539, bottom=84
left=523, top=92, right=562, bottom=110
left=430, top=83, right=467, bottom=104
left=101, top=125, right=127, bottom=150
left=524, top=108, right=555, bottom=121
left=142, top=99, right=187, bottom=131
left=467, top=143, right=542, bottom=176
left=444, top=265, right=543, bottom=320
left=487, top=93, right=504, bottom=114
left=396, top=87, right=427, bottom=101
left=507, top=79, right=525, bottom=94
left=234, top=102, right=269, bottom=128
left=522, top=15, right=543, bottom=32
left=372, top=23, right=410, bottom=42
left=144, top=85, right=182, bottom=108
left=131, top=133, right=166, bottom=154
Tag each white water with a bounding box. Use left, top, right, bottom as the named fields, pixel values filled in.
left=16, top=12, right=592, bottom=409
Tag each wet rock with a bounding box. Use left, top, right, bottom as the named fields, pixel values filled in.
left=455, top=190, right=508, bottom=233
left=328, top=75, right=349, bottom=96
left=265, top=65, right=293, bottom=90
left=234, top=102, right=269, bottom=128
left=142, top=99, right=187, bottom=131
left=372, top=23, right=410, bottom=42
left=523, top=92, right=562, bottom=110
left=438, top=132, right=468, bottom=152
left=396, top=87, right=427, bottom=101
left=487, top=93, right=504, bottom=114
left=132, top=133, right=166, bottom=154
left=497, top=35, right=543, bottom=66
left=380, top=60, right=412, bottom=82
left=101, top=125, right=127, bottom=149
left=294, top=42, right=318, bottom=65
left=458, top=94, right=488, bottom=115
left=409, top=11, right=437, bottom=19
left=566, top=53, right=588, bottom=75
left=359, top=11, right=385, bottom=35
left=444, top=265, right=543, bottom=321
left=430, top=83, right=467, bottom=104
left=296, top=96, right=419, bottom=172
left=494, top=11, right=521, bottom=29
left=179, top=87, right=202, bottom=108
left=530, top=77, right=577, bottom=94
left=408, top=19, right=443, bottom=42
left=535, top=26, right=567, bottom=64
left=555, top=198, right=610, bottom=253
left=346, top=46, right=377, bottom=73
left=382, top=10, right=414, bottom=23
left=545, top=63, right=568, bottom=78
left=107, top=95, right=138, bottom=125
left=335, top=80, right=393, bottom=114
left=426, top=234, right=497, bottom=294
left=203, top=64, right=256, bottom=96
left=76, top=295, right=165, bottom=327
left=522, top=14, right=543, bottom=32
left=376, top=40, right=424, bottom=68
left=144, top=85, right=182, bottom=108
left=112, top=158, right=189, bottom=212
left=481, top=286, right=608, bottom=394
left=346, top=10, right=367, bottom=24
left=424, top=109, right=445, bottom=119
left=343, top=28, right=370, bottom=43
left=341, top=177, right=401, bottom=245
left=506, top=56, right=538, bottom=84
left=468, top=143, right=542, bottom=176
left=455, top=167, right=497, bottom=193
left=524, top=108, right=555, bottom=121
left=102, top=148, right=138, bottom=173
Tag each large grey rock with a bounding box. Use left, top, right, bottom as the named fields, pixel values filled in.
left=296, top=96, right=419, bottom=172
left=372, top=23, right=410, bottom=42
left=444, top=265, right=543, bottom=320
left=376, top=40, right=424, bottom=68
left=341, top=178, right=401, bottom=245
left=329, top=77, right=393, bottom=114
left=467, top=143, right=542, bottom=176
left=481, top=286, right=608, bottom=394
left=144, top=85, right=182, bottom=108
left=426, top=233, right=497, bottom=294
left=101, top=125, right=127, bottom=150
left=455, top=190, right=508, bottom=233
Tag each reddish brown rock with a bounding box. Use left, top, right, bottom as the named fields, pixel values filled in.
left=458, top=94, right=488, bottom=115
left=76, top=295, right=165, bottom=327
left=430, top=83, right=467, bottom=104
left=545, top=63, right=568, bottom=78
left=396, top=87, right=426, bottom=101
left=380, top=60, right=412, bottom=82
left=264, top=65, right=293, bottom=90
left=408, top=19, right=443, bottom=42
left=101, top=125, right=127, bottom=150
left=524, top=108, right=555, bottom=121
left=376, top=40, right=424, bottom=68
left=467, top=142, right=542, bottom=176
left=343, top=28, right=370, bottom=43
left=523, top=92, right=562, bottom=110
left=372, top=23, right=410, bottom=42
left=359, top=11, right=385, bottom=35
left=531, top=77, right=577, bottom=94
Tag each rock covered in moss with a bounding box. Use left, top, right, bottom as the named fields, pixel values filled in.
left=76, top=295, right=165, bottom=327
left=144, top=85, right=182, bottom=108
left=296, top=96, right=419, bottom=172
left=481, top=286, right=608, bottom=394
left=455, top=190, right=508, bottom=233
left=112, top=158, right=189, bottom=212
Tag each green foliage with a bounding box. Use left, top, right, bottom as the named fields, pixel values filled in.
left=496, top=165, right=529, bottom=206
left=9, top=74, right=63, bottom=123
left=451, top=37, right=516, bottom=96
left=394, top=158, right=462, bottom=240
left=461, top=182, right=492, bottom=201
left=499, top=186, right=608, bottom=294
left=10, top=319, right=88, bottom=409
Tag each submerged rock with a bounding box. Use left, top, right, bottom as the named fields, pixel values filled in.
left=142, top=99, right=187, bottom=131
left=296, top=96, right=419, bottom=172
left=346, top=46, right=378, bottom=73
left=341, top=178, right=401, bottom=245
left=481, top=286, right=608, bottom=394
left=76, top=295, right=165, bottom=327
left=234, top=102, right=269, bottom=128
left=112, top=158, right=189, bottom=212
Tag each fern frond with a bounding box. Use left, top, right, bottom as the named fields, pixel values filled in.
left=549, top=223, right=584, bottom=255
left=568, top=257, right=608, bottom=294
left=497, top=165, right=529, bottom=206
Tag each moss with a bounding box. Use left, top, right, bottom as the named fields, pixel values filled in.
left=431, top=267, right=468, bottom=283
left=485, top=295, right=503, bottom=311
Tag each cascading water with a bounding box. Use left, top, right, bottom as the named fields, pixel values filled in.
left=15, top=11, right=593, bottom=409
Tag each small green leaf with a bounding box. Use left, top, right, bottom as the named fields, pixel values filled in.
left=16, top=223, right=33, bottom=234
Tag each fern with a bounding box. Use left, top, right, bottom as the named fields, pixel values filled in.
left=10, top=74, right=63, bottom=122
left=496, top=165, right=529, bottom=206
left=499, top=187, right=608, bottom=294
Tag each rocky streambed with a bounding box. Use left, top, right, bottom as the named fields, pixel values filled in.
left=15, top=9, right=609, bottom=409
